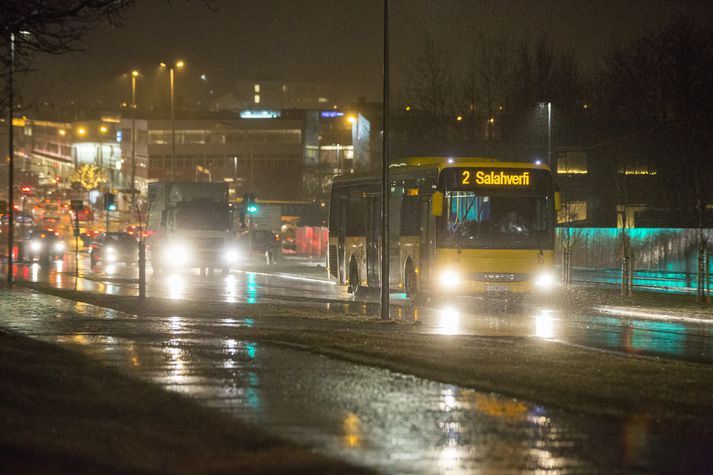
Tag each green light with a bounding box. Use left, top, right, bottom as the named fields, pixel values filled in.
left=247, top=204, right=259, bottom=214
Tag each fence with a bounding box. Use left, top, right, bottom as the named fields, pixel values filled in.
left=557, top=228, right=713, bottom=294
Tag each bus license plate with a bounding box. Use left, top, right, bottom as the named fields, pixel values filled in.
left=486, top=285, right=509, bottom=292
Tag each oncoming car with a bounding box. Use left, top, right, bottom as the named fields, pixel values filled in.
left=20, top=228, right=66, bottom=265
left=89, top=232, right=138, bottom=268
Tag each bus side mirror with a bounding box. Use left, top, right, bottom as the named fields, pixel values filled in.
left=431, top=192, right=443, bottom=217
left=554, top=191, right=562, bottom=212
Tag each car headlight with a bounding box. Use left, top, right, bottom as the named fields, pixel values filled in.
left=438, top=269, right=461, bottom=289
left=30, top=240, right=42, bottom=251
left=53, top=242, right=65, bottom=252
left=534, top=271, right=556, bottom=290
left=105, top=246, right=116, bottom=254
left=223, top=248, right=240, bottom=263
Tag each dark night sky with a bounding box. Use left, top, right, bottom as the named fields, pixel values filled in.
left=19, top=0, right=713, bottom=109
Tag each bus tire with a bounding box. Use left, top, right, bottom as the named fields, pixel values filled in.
left=347, top=258, right=359, bottom=293
left=405, top=260, right=418, bottom=299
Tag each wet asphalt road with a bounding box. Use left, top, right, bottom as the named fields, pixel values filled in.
left=1, top=289, right=710, bottom=473
left=9, top=253, right=713, bottom=366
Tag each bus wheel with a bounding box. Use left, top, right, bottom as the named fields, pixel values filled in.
left=347, top=259, right=359, bottom=293
left=405, top=261, right=418, bottom=299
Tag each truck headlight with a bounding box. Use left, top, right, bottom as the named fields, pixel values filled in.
left=53, top=242, right=65, bottom=252
left=105, top=246, right=117, bottom=261
left=438, top=269, right=461, bottom=289
left=534, top=271, right=556, bottom=290
left=223, top=248, right=240, bottom=263
left=31, top=240, right=42, bottom=251
left=165, top=243, right=190, bottom=265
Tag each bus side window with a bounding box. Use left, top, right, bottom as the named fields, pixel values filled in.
left=347, top=190, right=366, bottom=236
left=400, top=195, right=420, bottom=235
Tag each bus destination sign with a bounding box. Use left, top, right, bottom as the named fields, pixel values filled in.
left=464, top=170, right=529, bottom=186
left=441, top=167, right=549, bottom=190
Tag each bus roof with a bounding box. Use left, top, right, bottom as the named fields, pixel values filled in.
left=332, top=156, right=551, bottom=184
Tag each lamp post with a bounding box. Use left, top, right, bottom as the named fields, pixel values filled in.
left=161, top=60, right=184, bottom=181
left=547, top=102, right=552, bottom=168
left=217, top=120, right=253, bottom=250
left=99, top=125, right=111, bottom=231
left=380, top=0, right=390, bottom=321
left=218, top=121, right=253, bottom=193
left=6, top=31, right=15, bottom=284
left=130, top=70, right=138, bottom=199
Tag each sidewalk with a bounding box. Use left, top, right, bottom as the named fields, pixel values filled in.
left=0, top=287, right=367, bottom=475
left=557, top=283, right=713, bottom=323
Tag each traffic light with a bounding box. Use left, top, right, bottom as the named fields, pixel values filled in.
left=104, top=192, right=117, bottom=211
left=244, top=193, right=258, bottom=215
left=20, top=185, right=32, bottom=193
left=54, top=176, right=61, bottom=184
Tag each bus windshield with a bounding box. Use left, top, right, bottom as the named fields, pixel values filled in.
left=442, top=191, right=553, bottom=249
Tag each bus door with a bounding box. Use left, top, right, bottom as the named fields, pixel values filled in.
left=338, top=196, right=348, bottom=284
left=366, top=195, right=381, bottom=287
left=419, top=194, right=435, bottom=283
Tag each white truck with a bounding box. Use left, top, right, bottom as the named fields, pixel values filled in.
left=146, top=181, right=241, bottom=274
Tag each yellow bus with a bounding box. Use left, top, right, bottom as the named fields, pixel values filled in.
left=327, top=157, right=560, bottom=302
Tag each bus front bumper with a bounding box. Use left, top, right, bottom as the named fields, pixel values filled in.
left=432, top=270, right=558, bottom=296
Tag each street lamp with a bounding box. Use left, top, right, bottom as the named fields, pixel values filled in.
left=160, top=60, right=185, bottom=181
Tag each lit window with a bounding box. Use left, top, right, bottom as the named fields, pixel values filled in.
left=254, top=94, right=260, bottom=104
left=318, top=97, right=328, bottom=103
left=556, top=152, right=587, bottom=174
left=254, top=84, right=260, bottom=93
left=558, top=201, right=587, bottom=224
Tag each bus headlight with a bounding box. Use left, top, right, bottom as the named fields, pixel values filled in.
left=53, top=242, right=65, bottom=252
left=534, top=271, right=556, bottom=290
left=30, top=240, right=42, bottom=251
left=223, top=248, right=241, bottom=264
left=438, top=269, right=461, bottom=289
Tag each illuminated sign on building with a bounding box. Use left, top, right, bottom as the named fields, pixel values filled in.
left=320, top=111, right=345, bottom=118
left=239, top=110, right=281, bottom=119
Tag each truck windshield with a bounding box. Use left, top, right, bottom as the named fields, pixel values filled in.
left=175, top=203, right=230, bottom=231
left=440, top=191, right=553, bottom=249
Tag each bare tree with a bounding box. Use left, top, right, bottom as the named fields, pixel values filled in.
left=599, top=17, right=713, bottom=227
left=463, top=30, right=513, bottom=143
left=1, top=1, right=132, bottom=97
left=558, top=202, right=585, bottom=287
left=403, top=34, right=460, bottom=140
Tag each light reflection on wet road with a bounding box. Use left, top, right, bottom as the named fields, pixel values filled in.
left=8, top=255, right=713, bottom=365
left=2, top=290, right=704, bottom=473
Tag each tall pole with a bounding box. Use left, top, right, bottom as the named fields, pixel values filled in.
left=131, top=72, right=137, bottom=200
left=6, top=32, right=14, bottom=285
left=380, top=0, right=390, bottom=320
left=170, top=67, right=176, bottom=181
left=547, top=102, right=552, bottom=168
